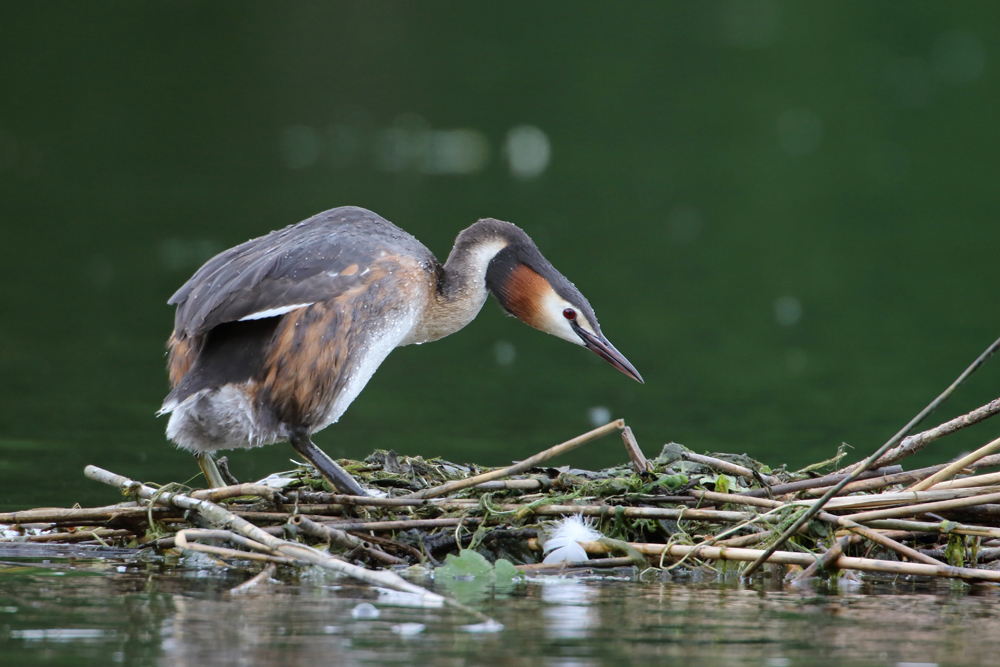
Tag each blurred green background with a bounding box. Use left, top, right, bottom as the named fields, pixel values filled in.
left=1, top=3, right=998, bottom=509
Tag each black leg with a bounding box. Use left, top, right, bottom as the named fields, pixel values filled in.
left=289, top=430, right=366, bottom=496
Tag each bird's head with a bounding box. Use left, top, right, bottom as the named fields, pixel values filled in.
left=483, top=227, right=644, bottom=384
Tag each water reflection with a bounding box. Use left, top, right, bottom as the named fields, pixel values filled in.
left=541, top=579, right=597, bottom=640
left=6, top=563, right=1000, bottom=666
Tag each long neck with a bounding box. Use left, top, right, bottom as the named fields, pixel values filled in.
left=404, top=220, right=515, bottom=345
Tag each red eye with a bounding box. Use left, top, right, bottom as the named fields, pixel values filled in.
left=563, top=308, right=576, bottom=320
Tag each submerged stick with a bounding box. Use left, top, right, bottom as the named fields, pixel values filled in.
left=229, top=563, right=277, bottom=595
left=742, top=335, right=1000, bottom=578
left=516, top=557, right=637, bottom=573
left=795, top=533, right=861, bottom=582
left=405, top=420, right=624, bottom=499
left=174, top=531, right=296, bottom=565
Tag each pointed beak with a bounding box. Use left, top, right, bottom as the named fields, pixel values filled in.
left=574, top=326, right=644, bottom=384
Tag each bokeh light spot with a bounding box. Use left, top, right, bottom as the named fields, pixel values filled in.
left=773, top=296, right=803, bottom=326
left=494, top=341, right=516, bottom=366
left=505, top=125, right=551, bottom=178
left=588, top=405, right=612, bottom=427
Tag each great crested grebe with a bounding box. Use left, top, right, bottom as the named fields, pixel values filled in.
left=160, top=206, right=643, bottom=494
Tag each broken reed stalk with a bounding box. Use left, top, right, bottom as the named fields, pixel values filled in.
left=82, top=466, right=448, bottom=606
left=174, top=531, right=297, bottom=565
left=525, top=539, right=1000, bottom=583
left=190, top=484, right=281, bottom=503
left=841, top=490, right=1000, bottom=523
left=289, top=515, right=406, bottom=566
left=909, top=435, right=1000, bottom=491
left=930, top=471, right=1000, bottom=491
left=405, top=419, right=624, bottom=499
left=814, top=486, right=1000, bottom=510
left=0, top=506, right=180, bottom=525
left=473, top=479, right=547, bottom=491
left=863, top=518, right=1000, bottom=538
left=801, top=465, right=947, bottom=497
left=842, top=395, right=1000, bottom=473
left=316, top=517, right=485, bottom=532
left=26, top=529, right=134, bottom=544
left=495, top=504, right=754, bottom=522
left=741, top=334, right=1000, bottom=578
left=681, top=452, right=782, bottom=486
left=714, top=531, right=771, bottom=548
left=690, top=489, right=946, bottom=567
left=799, top=457, right=1000, bottom=497
left=621, top=426, right=649, bottom=474
left=282, top=492, right=458, bottom=508
left=739, top=466, right=904, bottom=498
left=796, top=533, right=861, bottom=582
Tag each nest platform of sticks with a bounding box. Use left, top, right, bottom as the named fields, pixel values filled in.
left=5, top=339, right=1000, bottom=617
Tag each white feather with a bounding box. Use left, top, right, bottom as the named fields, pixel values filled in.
left=542, top=515, right=603, bottom=564
left=238, top=303, right=314, bottom=321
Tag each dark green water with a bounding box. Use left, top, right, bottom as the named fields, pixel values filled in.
left=2, top=3, right=1000, bottom=662
left=3, top=3, right=998, bottom=508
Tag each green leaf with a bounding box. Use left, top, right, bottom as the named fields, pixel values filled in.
left=714, top=474, right=730, bottom=495
left=643, top=473, right=688, bottom=493
left=438, top=549, right=493, bottom=578
left=493, top=559, right=519, bottom=582
left=945, top=533, right=966, bottom=568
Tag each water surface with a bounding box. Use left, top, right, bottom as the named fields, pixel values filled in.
left=3, top=559, right=999, bottom=667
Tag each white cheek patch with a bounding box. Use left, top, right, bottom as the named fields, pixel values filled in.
left=536, top=290, right=586, bottom=346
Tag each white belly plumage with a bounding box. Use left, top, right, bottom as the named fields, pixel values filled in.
left=162, top=308, right=419, bottom=454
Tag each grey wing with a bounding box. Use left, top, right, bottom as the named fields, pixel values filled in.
left=169, top=206, right=435, bottom=338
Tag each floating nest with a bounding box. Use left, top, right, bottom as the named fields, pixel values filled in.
left=6, top=390, right=1000, bottom=615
